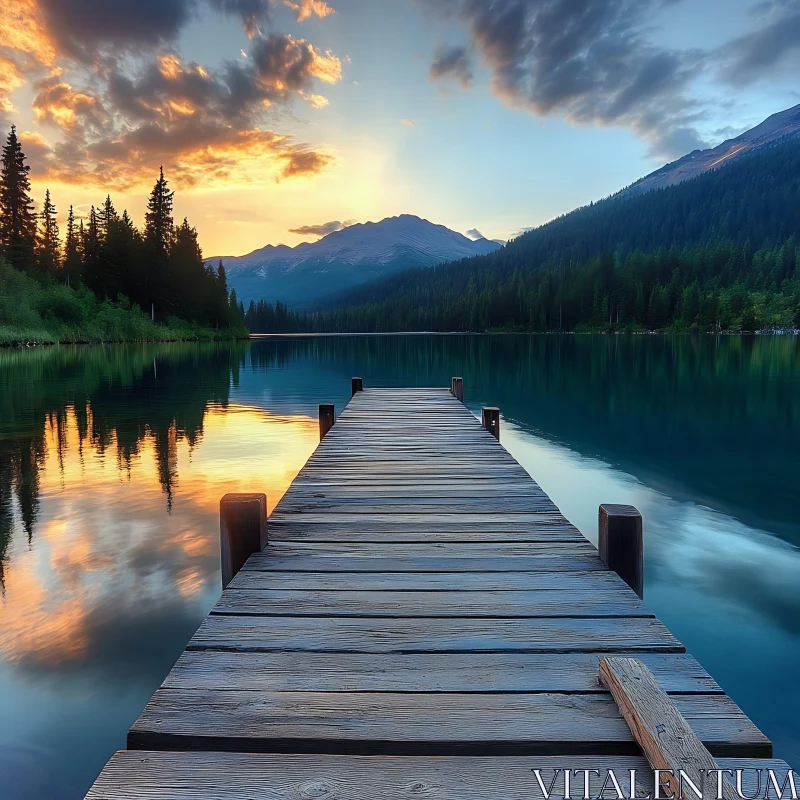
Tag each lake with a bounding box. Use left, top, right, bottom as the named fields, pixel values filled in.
left=1, top=334, right=798, bottom=798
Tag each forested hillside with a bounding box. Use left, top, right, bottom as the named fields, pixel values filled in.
left=0, top=126, right=246, bottom=344
left=247, top=137, right=800, bottom=333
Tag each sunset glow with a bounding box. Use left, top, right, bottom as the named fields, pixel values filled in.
left=1, top=0, right=798, bottom=257
left=0, top=402, right=317, bottom=669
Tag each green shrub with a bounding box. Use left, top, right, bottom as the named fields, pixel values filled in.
left=0, top=258, right=248, bottom=345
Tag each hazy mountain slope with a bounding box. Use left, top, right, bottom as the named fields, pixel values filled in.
left=620, top=104, right=800, bottom=198
left=211, top=215, right=500, bottom=308
left=325, top=131, right=800, bottom=317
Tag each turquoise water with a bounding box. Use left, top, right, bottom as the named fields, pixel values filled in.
left=1, top=334, right=798, bottom=798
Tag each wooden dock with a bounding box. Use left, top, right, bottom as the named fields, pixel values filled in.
left=86, top=385, right=792, bottom=798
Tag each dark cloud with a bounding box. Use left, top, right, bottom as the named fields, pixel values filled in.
left=419, top=0, right=707, bottom=159
left=465, top=227, right=483, bottom=239
left=719, top=6, right=800, bottom=85
left=279, top=148, right=334, bottom=178
left=31, top=0, right=322, bottom=63
left=288, top=219, right=354, bottom=236
left=37, top=0, right=193, bottom=60
left=430, top=45, right=474, bottom=87
left=209, top=0, right=272, bottom=36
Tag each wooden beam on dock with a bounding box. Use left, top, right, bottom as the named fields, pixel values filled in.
left=600, top=656, right=739, bottom=800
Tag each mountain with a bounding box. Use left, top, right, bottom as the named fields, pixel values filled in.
left=210, top=215, right=501, bottom=308
left=620, top=104, right=800, bottom=197
left=271, top=106, right=800, bottom=334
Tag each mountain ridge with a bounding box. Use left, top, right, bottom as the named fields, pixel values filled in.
left=619, top=104, right=800, bottom=197
left=209, top=214, right=500, bottom=308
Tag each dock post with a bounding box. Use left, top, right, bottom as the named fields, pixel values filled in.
left=598, top=504, right=643, bottom=598
left=451, top=377, right=464, bottom=402
left=481, top=407, right=500, bottom=440
left=319, top=403, right=335, bottom=440
left=220, top=493, right=268, bottom=589
left=351, top=377, right=363, bottom=396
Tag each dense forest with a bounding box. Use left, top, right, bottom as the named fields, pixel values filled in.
left=247, top=137, right=800, bottom=333
left=0, top=126, right=246, bottom=344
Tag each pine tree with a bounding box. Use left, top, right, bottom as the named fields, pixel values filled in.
left=98, top=194, right=117, bottom=240
left=64, top=205, right=82, bottom=286
left=142, top=166, right=175, bottom=315
left=169, top=217, right=205, bottom=318
left=37, top=189, right=60, bottom=276
left=82, top=205, right=103, bottom=295
left=0, top=126, right=37, bottom=270
left=99, top=195, right=124, bottom=298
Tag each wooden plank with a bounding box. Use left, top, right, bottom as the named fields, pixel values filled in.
left=239, top=553, right=606, bottom=572
left=85, top=753, right=796, bottom=800
left=211, top=588, right=651, bottom=618
left=284, top=485, right=546, bottom=498
left=261, top=542, right=599, bottom=557
left=274, top=501, right=560, bottom=514
left=187, top=615, right=684, bottom=653
left=599, top=657, right=749, bottom=798
left=228, top=569, right=632, bottom=592
left=268, top=521, right=585, bottom=543
left=163, top=651, right=722, bottom=694
left=127, top=691, right=770, bottom=756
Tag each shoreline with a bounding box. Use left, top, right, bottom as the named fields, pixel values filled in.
left=5, top=330, right=797, bottom=347
left=249, top=329, right=799, bottom=337
left=1, top=333, right=251, bottom=348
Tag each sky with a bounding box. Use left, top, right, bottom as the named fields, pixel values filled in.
left=1, top=0, right=799, bottom=257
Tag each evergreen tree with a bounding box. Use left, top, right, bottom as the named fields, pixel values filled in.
left=169, top=217, right=205, bottom=319
left=142, top=167, right=175, bottom=315
left=64, top=205, right=82, bottom=286
left=82, top=205, right=103, bottom=295
left=98, top=194, right=117, bottom=241
left=37, top=189, right=60, bottom=276
left=0, top=126, right=37, bottom=270
left=104, top=205, right=138, bottom=301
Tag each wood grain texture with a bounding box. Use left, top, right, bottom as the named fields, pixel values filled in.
left=227, top=569, right=632, bottom=591
left=163, top=651, right=721, bottom=693
left=85, top=753, right=794, bottom=800
left=187, top=615, right=684, bottom=653
left=239, top=553, right=606, bottom=573
left=599, top=657, right=754, bottom=797
left=127, top=690, right=770, bottom=756
left=211, top=587, right=651, bottom=618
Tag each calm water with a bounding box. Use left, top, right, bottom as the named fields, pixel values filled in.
left=1, top=334, right=799, bottom=797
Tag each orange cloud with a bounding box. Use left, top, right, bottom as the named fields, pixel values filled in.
left=0, top=56, right=25, bottom=114
left=29, top=124, right=334, bottom=190
left=1, top=2, right=342, bottom=195
left=284, top=0, right=336, bottom=22
left=0, top=0, right=57, bottom=68
left=33, top=80, right=108, bottom=130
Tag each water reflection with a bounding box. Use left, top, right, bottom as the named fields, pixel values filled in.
left=0, top=342, right=319, bottom=799
left=0, top=334, right=798, bottom=798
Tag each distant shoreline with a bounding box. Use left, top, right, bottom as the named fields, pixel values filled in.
left=5, top=329, right=796, bottom=347
left=248, top=329, right=799, bottom=337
